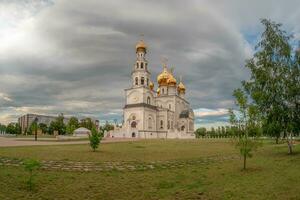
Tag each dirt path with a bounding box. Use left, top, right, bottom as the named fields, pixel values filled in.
left=0, top=137, right=139, bottom=147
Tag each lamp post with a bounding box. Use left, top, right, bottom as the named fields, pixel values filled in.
left=34, top=117, right=38, bottom=141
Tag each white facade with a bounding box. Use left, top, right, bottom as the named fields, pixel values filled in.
left=107, top=40, right=195, bottom=139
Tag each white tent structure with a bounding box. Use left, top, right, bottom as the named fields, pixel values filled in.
left=73, top=127, right=91, bottom=137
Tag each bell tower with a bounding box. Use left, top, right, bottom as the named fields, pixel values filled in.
left=131, top=38, right=151, bottom=88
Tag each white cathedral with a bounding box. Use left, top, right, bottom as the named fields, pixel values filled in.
left=106, top=39, right=195, bottom=139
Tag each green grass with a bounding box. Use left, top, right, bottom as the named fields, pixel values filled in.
left=0, top=139, right=299, bottom=200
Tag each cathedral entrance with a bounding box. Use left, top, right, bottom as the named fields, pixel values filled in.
left=132, top=132, right=136, bottom=137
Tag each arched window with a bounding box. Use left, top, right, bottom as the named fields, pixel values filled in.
left=162, top=88, right=164, bottom=94
left=181, top=125, right=185, bottom=131
left=136, top=62, right=139, bottom=69
left=148, top=117, right=152, bottom=129
left=160, top=120, right=163, bottom=129
left=131, top=121, right=137, bottom=128
left=141, top=62, right=144, bottom=69
left=147, top=78, right=149, bottom=86
left=169, top=104, right=171, bottom=110
left=141, top=77, right=145, bottom=85
left=147, top=96, right=151, bottom=104
left=167, top=121, right=170, bottom=129
left=135, top=77, right=138, bottom=85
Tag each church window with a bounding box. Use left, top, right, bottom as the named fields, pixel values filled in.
left=141, top=62, right=144, bottom=69
left=162, top=88, right=164, bottom=94
left=160, top=120, right=163, bottom=129
left=147, top=97, right=151, bottom=104
left=147, top=78, right=149, bottom=86
left=141, top=77, right=145, bottom=85
left=136, top=62, right=139, bottom=69
left=131, top=121, right=137, bottom=128
left=135, top=77, right=138, bottom=85
left=167, top=121, right=170, bottom=129
left=169, top=104, right=171, bottom=110
left=148, top=117, right=152, bottom=129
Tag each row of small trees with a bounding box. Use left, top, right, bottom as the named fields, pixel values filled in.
left=1, top=115, right=115, bottom=136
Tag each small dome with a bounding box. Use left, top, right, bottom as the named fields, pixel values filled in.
left=157, top=66, right=171, bottom=86
left=157, top=88, right=160, bottom=95
left=136, top=40, right=147, bottom=51
left=177, top=81, right=186, bottom=93
left=149, top=81, right=154, bottom=90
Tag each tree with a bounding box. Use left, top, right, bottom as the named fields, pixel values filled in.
left=29, top=121, right=38, bottom=135
left=23, top=159, right=41, bottom=191
left=243, top=19, right=300, bottom=153
left=89, top=127, right=102, bottom=152
left=81, top=118, right=95, bottom=130
left=195, top=127, right=206, bottom=138
left=229, top=89, right=262, bottom=170
left=0, top=124, right=6, bottom=134
left=49, top=114, right=66, bottom=135
left=38, top=123, right=48, bottom=134
left=66, top=117, right=79, bottom=134
left=6, top=123, right=16, bottom=134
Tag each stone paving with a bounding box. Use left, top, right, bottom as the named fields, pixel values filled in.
left=0, top=155, right=239, bottom=172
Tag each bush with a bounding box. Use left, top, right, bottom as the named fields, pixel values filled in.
left=23, top=159, right=41, bottom=190
left=89, top=127, right=102, bottom=151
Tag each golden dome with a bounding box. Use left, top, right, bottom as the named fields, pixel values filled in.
left=157, top=66, right=171, bottom=86
left=136, top=40, right=147, bottom=51
left=167, top=74, right=177, bottom=86
left=157, top=88, right=160, bottom=95
left=149, top=81, right=154, bottom=90
left=177, top=81, right=186, bottom=93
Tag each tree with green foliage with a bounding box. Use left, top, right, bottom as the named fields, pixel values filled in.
left=195, top=127, right=206, bottom=138
left=23, top=159, right=41, bottom=191
left=29, top=121, right=38, bottom=135
left=89, top=127, right=102, bottom=152
left=229, top=88, right=262, bottom=170
left=6, top=123, right=17, bottom=135
left=81, top=118, right=95, bottom=130
left=66, top=117, right=79, bottom=134
left=243, top=19, right=300, bottom=153
left=38, top=123, right=48, bottom=134
left=0, top=124, right=6, bottom=134
left=102, top=121, right=114, bottom=132
left=49, top=114, right=66, bottom=135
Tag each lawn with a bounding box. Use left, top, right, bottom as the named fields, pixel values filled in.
left=0, top=139, right=299, bottom=200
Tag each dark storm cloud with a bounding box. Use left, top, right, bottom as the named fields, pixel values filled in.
left=0, top=0, right=300, bottom=126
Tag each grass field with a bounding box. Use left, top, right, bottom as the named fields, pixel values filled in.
left=0, top=139, right=299, bottom=200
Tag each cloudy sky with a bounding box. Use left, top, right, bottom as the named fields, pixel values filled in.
left=0, top=0, right=300, bottom=128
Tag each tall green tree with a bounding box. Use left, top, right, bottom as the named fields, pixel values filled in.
left=6, top=123, right=16, bottom=134
left=49, top=114, right=66, bottom=135
left=66, top=117, right=79, bottom=134
left=243, top=19, right=300, bottom=153
left=80, top=118, right=95, bottom=130
left=229, top=89, right=262, bottom=170
left=89, top=127, right=102, bottom=152
left=38, top=123, right=48, bottom=134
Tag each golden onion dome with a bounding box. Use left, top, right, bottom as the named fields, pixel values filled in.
left=157, top=66, right=171, bottom=86
left=135, top=40, right=147, bottom=51
left=177, top=81, right=186, bottom=93
left=149, top=81, right=154, bottom=90
left=157, top=88, right=160, bottom=95
left=167, top=74, right=177, bottom=86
